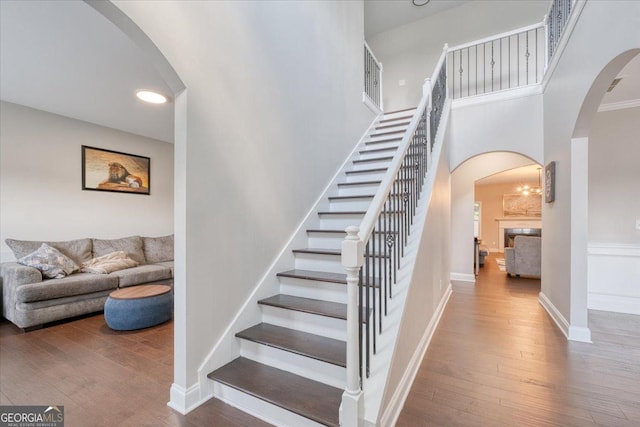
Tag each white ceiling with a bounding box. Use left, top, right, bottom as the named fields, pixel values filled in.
left=0, top=0, right=174, bottom=143
left=364, top=0, right=469, bottom=38
left=0, top=1, right=636, bottom=147
left=600, top=53, right=640, bottom=107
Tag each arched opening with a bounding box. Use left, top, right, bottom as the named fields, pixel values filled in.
left=451, top=151, right=542, bottom=283
left=572, top=50, right=640, bottom=321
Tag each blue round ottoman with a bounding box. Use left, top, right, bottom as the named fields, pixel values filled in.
left=104, top=284, right=173, bottom=331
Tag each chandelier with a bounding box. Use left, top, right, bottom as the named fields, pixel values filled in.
left=517, top=167, right=542, bottom=196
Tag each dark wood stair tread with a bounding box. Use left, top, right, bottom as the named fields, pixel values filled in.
left=384, top=107, right=417, bottom=114
left=258, top=294, right=348, bottom=320
left=359, top=146, right=399, bottom=154
left=328, top=194, right=375, bottom=201
left=277, top=268, right=381, bottom=287
left=353, top=156, right=394, bottom=164
left=345, top=167, right=387, bottom=175
left=277, top=269, right=347, bottom=284
left=317, top=210, right=366, bottom=215
left=306, top=229, right=399, bottom=235
left=365, top=137, right=403, bottom=145
left=208, top=357, right=341, bottom=427
left=236, top=323, right=346, bottom=367
left=376, top=121, right=410, bottom=130
left=337, top=180, right=382, bottom=187
left=292, top=247, right=391, bottom=258
left=371, top=129, right=405, bottom=137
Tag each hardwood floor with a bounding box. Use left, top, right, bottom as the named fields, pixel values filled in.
left=397, top=254, right=640, bottom=427
left=2, top=255, right=638, bottom=426
left=0, top=314, right=271, bottom=426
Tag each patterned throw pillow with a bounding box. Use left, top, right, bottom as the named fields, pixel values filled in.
left=17, top=243, right=79, bottom=279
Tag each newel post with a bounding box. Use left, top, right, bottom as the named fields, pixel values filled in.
left=423, top=78, right=433, bottom=167
left=340, top=226, right=364, bottom=426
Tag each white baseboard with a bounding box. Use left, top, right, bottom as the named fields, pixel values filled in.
left=538, top=292, right=592, bottom=343
left=379, top=283, right=453, bottom=427
left=588, top=293, right=640, bottom=315
left=450, top=272, right=475, bottom=283
left=168, top=383, right=207, bottom=415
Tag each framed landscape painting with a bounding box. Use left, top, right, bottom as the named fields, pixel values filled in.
left=82, top=146, right=150, bottom=195
left=502, top=193, right=542, bottom=217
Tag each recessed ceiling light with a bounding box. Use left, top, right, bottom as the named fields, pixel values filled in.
left=136, top=90, right=168, bottom=104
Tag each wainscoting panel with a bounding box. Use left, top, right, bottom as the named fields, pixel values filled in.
left=588, top=243, right=640, bottom=315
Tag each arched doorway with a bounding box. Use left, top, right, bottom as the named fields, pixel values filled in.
left=573, top=50, right=640, bottom=318
left=450, top=152, right=542, bottom=282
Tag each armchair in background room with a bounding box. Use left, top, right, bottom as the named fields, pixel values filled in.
left=504, top=235, right=541, bottom=278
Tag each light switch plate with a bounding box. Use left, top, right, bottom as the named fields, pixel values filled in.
left=399, top=79, right=406, bottom=86
left=636, top=218, right=640, bottom=230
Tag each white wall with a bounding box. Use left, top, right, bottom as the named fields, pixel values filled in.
left=111, top=0, right=375, bottom=406
left=587, top=107, right=640, bottom=314
left=451, top=152, right=534, bottom=281
left=0, top=101, right=174, bottom=261
left=449, top=92, right=543, bottom=170
left=542, top=0, right=640, bottom=339
left=367, top=1, right=548, bottom=111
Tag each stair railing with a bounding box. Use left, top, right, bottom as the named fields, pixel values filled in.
left=364, top=41, right=384, bottom=111
left=448, top=22, right=546, bottom=99
left=546, top=0, right=574, bottom=65
left=340, top=44, right=448, bottom=424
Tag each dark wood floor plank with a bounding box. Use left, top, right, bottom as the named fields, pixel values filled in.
left=0, top=315, right=271, bottom=426
left=397, top=254, right=640, bottom=426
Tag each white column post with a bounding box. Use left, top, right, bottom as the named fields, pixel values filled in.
left=379, top=63, right=384, bottom=112
left=543, top=13, right=549, bottom=71
left=340, top=226, right=364, bottom=426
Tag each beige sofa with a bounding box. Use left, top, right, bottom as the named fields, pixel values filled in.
left=0, top=235, right=173, bottom=330
left=504, top=235, right=541, bottom=278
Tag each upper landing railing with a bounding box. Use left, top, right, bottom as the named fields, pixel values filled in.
left=364, top=41, right=383, bottom=110
left=448, top=0, right=575, bottom=100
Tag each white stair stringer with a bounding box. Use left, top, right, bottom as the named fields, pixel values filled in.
left=200, top=107, right=423, bottom=426
left=361, top=100, right=451, bottom=426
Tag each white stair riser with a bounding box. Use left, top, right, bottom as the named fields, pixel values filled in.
left=319, top=216, right=363, bottom=229
left=345, top=171, right=387, bottom=182
left=374, top=124, right=409, bottom=133
left=368, top=134, right=403, bottom=143
left=363, top=140, right=401, bottom=150
left=239, top=340, right=346, bottom=389
left=294, top=253, right=343, bottom=274
left=328, top=199, right=372, bottom=211
left=357, top=148, right=399, bottom=160
left=210, top=381, right=325, bottom=427
left=352, top=159, right=393, bottom=170
left=308, top=235, right=344, bottom=250
left=261, top=305, right=347, bottom=341
left=279, top=279, right=347, bottom=304
left=337, top=183, right=382, bottom=196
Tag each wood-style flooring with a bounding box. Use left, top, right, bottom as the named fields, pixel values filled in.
left=2, top=254, right=638, bottom=426
left=397, top=253, right=640, bottom=426
left=0, top=314, right=270, bottom=426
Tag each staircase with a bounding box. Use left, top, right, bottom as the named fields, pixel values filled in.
left=207, top=108, right=417, bottom=426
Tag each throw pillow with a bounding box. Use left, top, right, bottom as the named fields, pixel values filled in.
left=6, top=238, right=92, bottom=265
left=82, top=251, right=139, bottom=274
left=17, top=243, right=79, bottom=279
left=92, top=236, right=146, bottom=265
left=142, top=234, right=174, bottom=263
